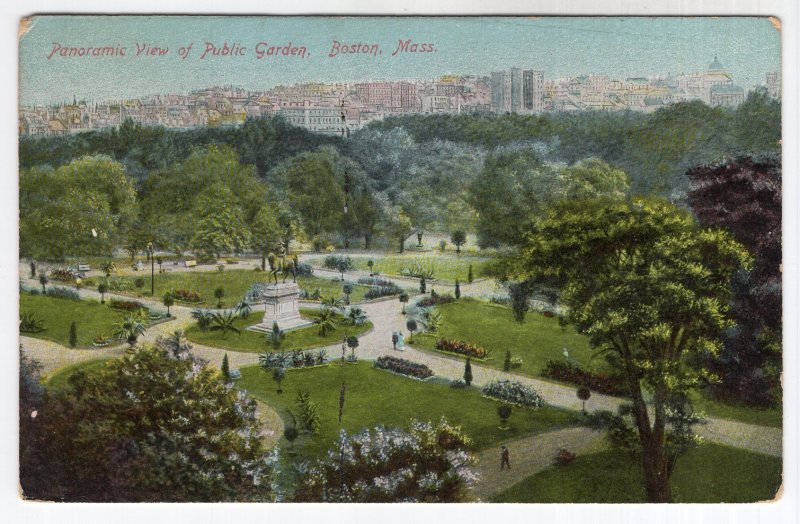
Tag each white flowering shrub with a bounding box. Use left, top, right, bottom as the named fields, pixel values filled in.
left=294, top=418, right=478, bottom=502
left=482, top=379, right=544, bottom=407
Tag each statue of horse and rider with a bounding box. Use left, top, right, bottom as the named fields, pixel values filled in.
left=266, top=247, right=297, bottom=285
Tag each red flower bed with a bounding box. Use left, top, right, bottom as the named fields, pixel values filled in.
left=171, top=289, right=202, bottom=303
left=374, top=356, right=433, bottom=380
left=109, top=298, right=144, bottom=311
left=417, top=295, right=455, bottom=308
left=542, top=359, right=628, bottom=396
left=435, top=339, right=490, bottom=359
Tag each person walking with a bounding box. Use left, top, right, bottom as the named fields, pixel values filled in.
left=500, top=445, right=511, bottom=470
left=391, top=331, right=398, bottom=350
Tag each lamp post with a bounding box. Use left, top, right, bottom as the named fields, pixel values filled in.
left=147, top=242, right=155, bottom=296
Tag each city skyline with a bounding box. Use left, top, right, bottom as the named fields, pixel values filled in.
left=20, top=16, right=780, bottom=106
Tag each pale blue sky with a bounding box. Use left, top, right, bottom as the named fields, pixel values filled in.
left=19, top=16, right=781, bottom=106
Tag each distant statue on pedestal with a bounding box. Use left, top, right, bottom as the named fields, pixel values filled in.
left=267, top=253, right=279, bottom=285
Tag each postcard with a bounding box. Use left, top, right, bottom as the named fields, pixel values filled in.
left=17, top=14, right=783, bottom=505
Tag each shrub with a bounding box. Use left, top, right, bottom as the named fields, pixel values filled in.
left=497, top=404, right=512, bottom=427
left=364, top=283, right=403, bottom=300
left=106, top=278, right=134, bottom=292
left=93, top=334, right=109, bottom=345
left=171, top=288, right=202, bottom=303
left=489, top=296, right=511, bottom=306
left=482, top=380, right=544, bottom=407
left=436, top=339, right=491, bottom=359
left=50, top=267, right=77, bottom=282
left=450, top=378, right=467, bottom=389
left=374, top=356, right=434, bottom=380
left=417, top=294, right=455, bottom=308
left=399, top=264, right=435, bottom=280
left=19, top=312, right=45, bottom=333
left=134, top=277, right=146, bottom=289
left=46, top=286, right=81, bottom=301
left=541, top=359, right=628, bottom=396
left=323, top=255, right=353, bottom=271
left=109, top=298, right=144, bottom=311
left=295, top=262, right=314, bottom=276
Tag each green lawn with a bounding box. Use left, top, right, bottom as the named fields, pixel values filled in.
left=46, top=358, right=115, bottom=390
left=492, top=443, right=782, bottom=503
left=185, top=309, right=372, bottom=353
left=308, top=254, right=492, bottom=283
left=237, top=361, right=583, bottom=459
left=690, top=390, right=782, bottom=428
left=413, top=298, right=602, bottom=375
left=77, top=270, right=370, bottom=307
left=19, top=292, right=144, bottom=348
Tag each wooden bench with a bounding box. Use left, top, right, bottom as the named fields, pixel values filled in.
left=77, top=264, right=91, bottom=273
left=184, top=260, right=197, bottom=268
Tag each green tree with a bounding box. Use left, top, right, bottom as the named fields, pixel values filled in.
left=22, top=346, right=273, bottom=502
left=97, top=283, right=108, bottom=304
left=510, top=197, right=749, bottom=502
left=162, top=293, right=174, bottom=317
left=503, top=349, right=512, bottom=372
left=267, top=321, right=284, bottom=350
left=221, top=353, right=231, bottom=383
left=99, top=260, right=116, bottom=277
left=214, top=287, right=225, bottom=308
left=399, top=292, right=409, bottom=314
left=406, top=319, right=418, bottom=343
left=467, top=264, right=474, bottom=283
left=497, top=404, right=512, bottom=429
left=250, top=203, right=283, bottom=270
left=272, top=366, right=286, bottom=394
left=559, top=158, right=630, bottom=200
left=295, top=390, right=322, bottom=434
left=455, top=279, right=461, bottom=299
left=386, top=208, right=415, bottom=253
left=191, top=202, right=252, bottom=261
left=463, top=357, right=473, bottom=386
left=450, top=230, right=467, bottom=254
left=69, top=321, right=78, bottom=348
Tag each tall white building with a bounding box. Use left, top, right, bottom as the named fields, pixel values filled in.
left=523, top=70, right=545, bottom=112
left=491, top=71, right=512, bottom=112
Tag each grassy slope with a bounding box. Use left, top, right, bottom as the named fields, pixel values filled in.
left=413, top=298, right=602, bottom=374
left=46, top=358, right=115, bottom=389
left=185, top=309, right=372, bottom=353
left=78, top=271, right=370, bottom=307
left=20, top=292, right=139, bottom=347
left=237, top=361, right=582, bottom=459
left=309, top=254, right=492, bottom=283
left=492, top=443, right=782, bottom=503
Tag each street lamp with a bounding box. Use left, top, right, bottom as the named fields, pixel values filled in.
left=147, top=241, right=155, bottom=296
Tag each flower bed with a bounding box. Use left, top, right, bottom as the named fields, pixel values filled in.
left=435, top=338, right=491, bottom=360
left=417, top=294, right=455, bottom=308
left=50, top=267, right=77, bottom=282
left=171, top=288, right=202, bottom=303
left=374, top=355, right=434, bottom=380
left=482, top=379, right=544, bottom=407
left=259, top=349, right=329, bottom=370
left=541, top=359, right=628, bottom=396
left=46, top=286, right=81, bottom=301
left=109, top=298, right=145, bottom=311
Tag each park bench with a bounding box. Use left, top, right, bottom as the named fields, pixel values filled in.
left=184, top=259, right=197, bottom=268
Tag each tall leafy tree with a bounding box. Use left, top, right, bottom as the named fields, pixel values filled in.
left=21, top=346, right=274, bottom=502
left=687, top=154, right=782, bottom=404
left=510, top=197, right=749, bottom=502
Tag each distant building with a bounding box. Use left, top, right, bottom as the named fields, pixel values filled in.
left=491, top=71, right=512, bottom=112
left=710, top=84, right=745, bottom=107
left=766, top=72, right=781, bottom=99
left=523, top=70, right=544, bottom=112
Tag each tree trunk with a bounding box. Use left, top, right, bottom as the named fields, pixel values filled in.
left=364, top=234, right=371, bottom=249
left=641, top=435, right=671, bottom=502
left=399, top=237, right=404, bottom=253
left=261, top=254, right=266, bottom=271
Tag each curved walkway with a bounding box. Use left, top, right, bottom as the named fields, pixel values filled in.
left=20, top=278, right=783, bottom=458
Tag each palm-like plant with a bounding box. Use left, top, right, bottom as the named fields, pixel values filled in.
left=99, top=260, right=116, bottom=277
left=314, top=307, right=338, bottom=336
left=125, top=243, right=138, bottom=263
left=97, top=282, right=109, bottom=304
left=114, top=314, right=148, bottom=348
left=320, top=295, right=345, bottom=311
left=267, top=320, right=285, bottom=350
left=346, top=306, right=367, bottom=326
left=209, top=310, right=241, bottom=339
left=235, top=300, right=252, bottom=319
left=423, top=308, right=442, bottom=333
left=191, top=308, right=214, bottom=331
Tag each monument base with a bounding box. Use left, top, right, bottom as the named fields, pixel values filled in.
left=246, top=282, right=314, bottom=333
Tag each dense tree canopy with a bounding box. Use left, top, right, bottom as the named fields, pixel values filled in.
left=20, top=346, right=274, bottom=502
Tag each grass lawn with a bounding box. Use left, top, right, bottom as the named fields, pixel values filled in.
left=185, top=309, right=372, bottom=353
left=413, top=298, right=602, bottom=375
left=492, top=443, right=782, bottom=503
left=19, top=292, right=145, bottom=348
left=46, top=358, right=115, bottom=390
left=237, top=361, right=583, bottom=460
left=77, top=270, right=370, bottom=307
left=308, top=254, right=492, bottom=283
left=690, top=390, right=782, bottom=428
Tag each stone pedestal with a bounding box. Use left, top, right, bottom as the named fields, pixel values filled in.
left=248, top=282, right=313, bottom=333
